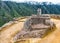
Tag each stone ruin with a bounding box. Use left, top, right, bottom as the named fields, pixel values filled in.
left=13, top=9, right=56, bottom=41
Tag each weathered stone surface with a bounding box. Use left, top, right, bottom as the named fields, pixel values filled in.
left=13, top=14, right=55, bottom=40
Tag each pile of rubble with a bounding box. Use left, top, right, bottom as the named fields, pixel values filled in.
left=13, top=14, right=56, bottom=41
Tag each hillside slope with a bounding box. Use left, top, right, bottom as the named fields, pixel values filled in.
left=0, top=1, right=60, bottom=27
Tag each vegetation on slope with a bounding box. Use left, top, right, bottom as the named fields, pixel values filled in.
left=0, top=1, right=60, bottom=26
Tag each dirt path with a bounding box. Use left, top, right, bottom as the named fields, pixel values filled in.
left=36, top=19, right=60, bottom=43
left=0, top=18, right=60, bottom=43
left=0, top=19, right=27, bottom=43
